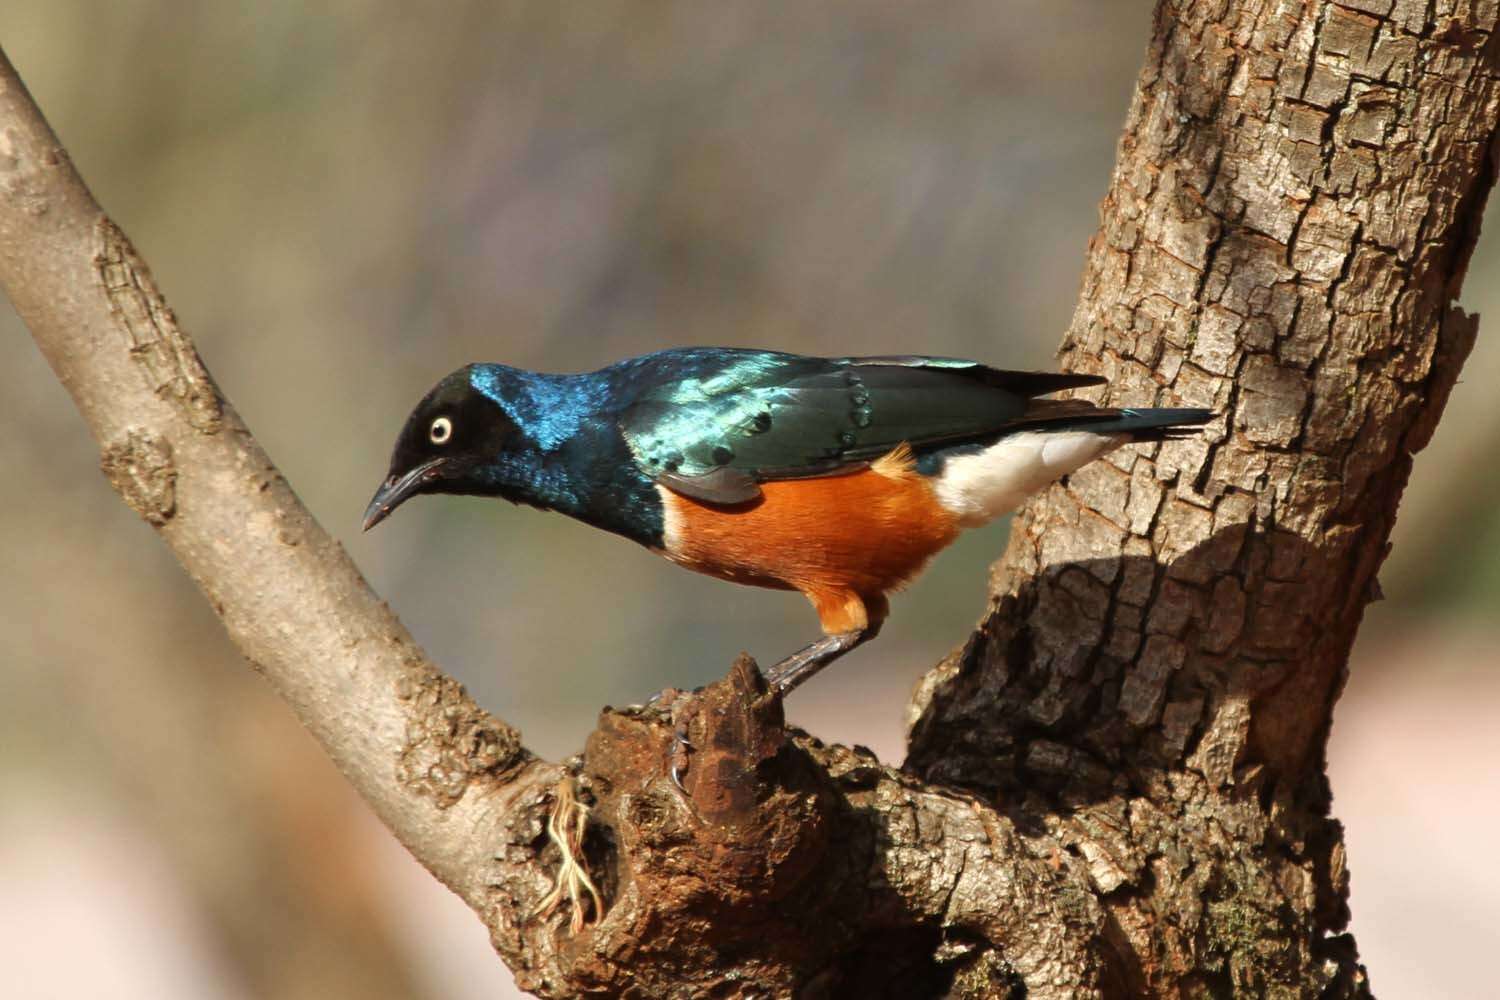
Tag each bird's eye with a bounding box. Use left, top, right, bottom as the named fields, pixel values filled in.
left=429, top=416, right=453, bottom=445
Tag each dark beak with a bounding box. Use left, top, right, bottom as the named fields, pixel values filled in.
left=362, top=458, right=446, bottom=531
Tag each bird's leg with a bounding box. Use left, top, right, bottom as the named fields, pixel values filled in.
left=763, top=626, right=875, bottom=697
left=764, top=592, right=888, bottom=698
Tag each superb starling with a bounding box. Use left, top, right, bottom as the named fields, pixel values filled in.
left=364, top=348, right=1211, bottom=694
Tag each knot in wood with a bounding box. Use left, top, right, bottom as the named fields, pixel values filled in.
left=100, top=428, right=176, bottom=526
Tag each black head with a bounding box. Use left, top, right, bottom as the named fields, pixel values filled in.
left=363, top=366, right=518, bottom=530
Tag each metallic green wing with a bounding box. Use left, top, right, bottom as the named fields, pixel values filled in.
left=618, top=352, right=1104, bottom=504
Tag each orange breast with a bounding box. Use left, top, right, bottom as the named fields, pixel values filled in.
left=657, top=447, right=960, bottom=635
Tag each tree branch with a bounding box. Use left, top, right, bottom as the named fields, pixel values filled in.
left=0, top=43, right=554, bottom=926
left=0, top=37, right=1139, bottom=995
left=6, top=0, right=1499, bottom=994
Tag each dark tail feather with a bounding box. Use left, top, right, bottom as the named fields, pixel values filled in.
left=1095, top=407, right=1215, bottom=441
left=1007, top=404, right=1215, bottom=440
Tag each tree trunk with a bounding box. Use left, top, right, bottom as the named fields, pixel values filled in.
left=907, top=0, right=1496, bottom=993
left=4, top=1, right=1496, bottom=998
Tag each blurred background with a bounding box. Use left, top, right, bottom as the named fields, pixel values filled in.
left=1, top=3, right=1495, bottom=997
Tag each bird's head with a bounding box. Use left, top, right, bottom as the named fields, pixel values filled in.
left=363, top=366, right=521, bottom=531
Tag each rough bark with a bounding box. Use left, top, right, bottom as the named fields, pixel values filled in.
left=906, top=1, right=1496, bottom=994
left=3, top=0, right=1497, bottom=997
left=0, top=42, right=560, bottom=949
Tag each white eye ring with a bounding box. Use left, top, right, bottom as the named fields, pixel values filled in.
left=429, top=416, right=453, bottom=444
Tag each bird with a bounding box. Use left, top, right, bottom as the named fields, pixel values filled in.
left=364, top=348, right=1212, bottom=696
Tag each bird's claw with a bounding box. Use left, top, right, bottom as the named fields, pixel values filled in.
left=668, top=700, right=698, bottom=795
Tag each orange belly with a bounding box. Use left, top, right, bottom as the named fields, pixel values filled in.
left=657, top=448, right=959, bottom=635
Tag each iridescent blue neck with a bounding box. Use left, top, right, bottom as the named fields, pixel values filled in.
left=465, top=365, right=663, bottom=545
left=469, top=365, right=613, bottom=453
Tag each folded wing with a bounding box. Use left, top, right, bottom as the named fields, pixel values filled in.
left=620, top=354, right=1114, bottom=504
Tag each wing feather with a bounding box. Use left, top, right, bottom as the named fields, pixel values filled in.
left=618, top=352, right=1109, bottom=504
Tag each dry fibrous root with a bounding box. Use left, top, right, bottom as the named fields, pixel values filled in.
left=536, top=773, right=603, bottom=933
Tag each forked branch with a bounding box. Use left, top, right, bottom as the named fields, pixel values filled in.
left=6, top=0, right=1499, bottom=992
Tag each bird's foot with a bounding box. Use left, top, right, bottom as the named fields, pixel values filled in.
left=615, top=687, right=701, bottom=795
left=636, top=685, right=693, bottom=712
left=535, top=774, right=604, bottom=933
left=668, top=698, right=699, bottom=794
